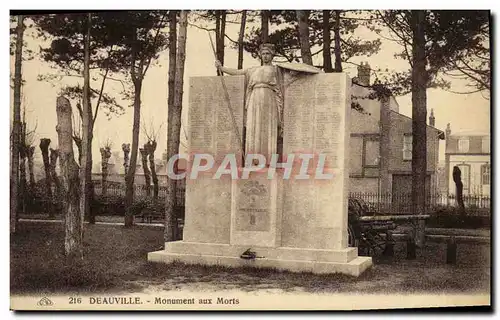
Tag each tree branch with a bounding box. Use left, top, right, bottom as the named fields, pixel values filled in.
left=188, top=22, right=215, bottom=32
left=93, top=45, right=114, bottom=126
left=445, top=87, right=483, bottom=95
left=142, top=12, right=167, bottom=78
left=378, top=10, right=412, bottom=46
left=451, top=58, right=490, bottom=90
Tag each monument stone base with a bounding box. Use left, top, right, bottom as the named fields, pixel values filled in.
left=148, top=242, right=372, bottom=277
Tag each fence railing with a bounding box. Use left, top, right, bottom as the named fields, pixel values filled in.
left=94, top=183, right=490, bottom=215
left=348, top=192, right=491, bottom=215
left=92, top=180, right=186, bottom=205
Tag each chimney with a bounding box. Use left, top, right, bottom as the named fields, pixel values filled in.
left=445, top=123, right=451, bottom=137
left=357, top=62, right=371, bottom=86
left=429, top=108, right=435, bottom=127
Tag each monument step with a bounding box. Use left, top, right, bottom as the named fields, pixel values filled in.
left=148, top=249, right=372, bottom=277
left=163, top=241, right=359, bottom=263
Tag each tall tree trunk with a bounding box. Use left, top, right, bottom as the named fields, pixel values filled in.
left=215, top=11, right=222, bottom=76
left=165, top=10, right=178, bottom=241
left=81, top=12, right=94, bottom=224
left=56, top=96, right=83, bottom=259
left=165, top=10, right=187, bottom=242
left=125, top=78, right=142, bottom=227
left=11, top=15, right=24, bottom=233
left=411, top=10, right=428, bottom=247
left=237, top=10, right=247, bottom=69
left=146, top=141, right=159, bottom=201
left=296, top=10, right=313, bottom=65
left=39, top=138, right=53, bottom=216
left=100, top=147, right=111, bottom=196
left=322, top=10, right=333, bottom=73
left=49, top=148, right=61, bottom=199
left=125, top=75, right=142, bottom=227
left=140, top=147, right=151, bottom=197
left=218, top=11, right=226, bottom=66
left=261, top=10, right=269, bottom=44
left=19, top=150, right=26, bottom=213
left=168, top=11, right=177, bottom=118
left=19, top=123, right=27, bottom=214
left=27, top=146, right=35, bottom=188
left=333, top=10, right=342, bottom=72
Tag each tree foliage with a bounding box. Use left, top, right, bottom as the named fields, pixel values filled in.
left=242, top=10, right=382, bottom=66
left=370, top=10, right=489, bottom=96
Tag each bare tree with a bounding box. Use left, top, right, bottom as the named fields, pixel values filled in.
left=39, top=138, right=53, bottom=216
left=20, top=103, right=38, bottom=193
left=139, top=147, right=151, bottom=197
left=145, top=140, right=158, bottom=201
left=143, top=119, right=164, bottom=201
left=122, top=143, right=130, bottom=178
left=27, top=146, right=35, bottom=188
left=99, top=141, right=112, bottom=196
left=49, top=148, right=61, bottom=198
left=56, top=96, right=83, bottom=258
left=72, top=102, right=83, bottom=165
left=19, top=122, right=27, bottom=213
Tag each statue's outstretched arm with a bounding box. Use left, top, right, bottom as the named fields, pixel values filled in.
left=215, top=60, right=246, bottom=75
left=219, top=66, right=246, bottom=76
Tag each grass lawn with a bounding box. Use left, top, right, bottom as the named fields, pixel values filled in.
left=11, top=221, right=491, bottom=295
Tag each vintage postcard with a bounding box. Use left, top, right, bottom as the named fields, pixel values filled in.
left=9, top=9, right=491, bottom=311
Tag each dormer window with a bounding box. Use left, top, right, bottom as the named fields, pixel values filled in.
left=458, top=138, right=469, bottom=153
left=482, top=137, right=490, bottom=153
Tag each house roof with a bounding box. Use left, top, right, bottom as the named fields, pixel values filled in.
left=450, top=130, right=490, bottom=137
left=390, top=110, right=446, bottom=140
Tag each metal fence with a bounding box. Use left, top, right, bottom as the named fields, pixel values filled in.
left=92, top=180, right=186, bottom=205
left=348, top=192, right=491, bottom=215
left=93, top=181, right=490, bottom=216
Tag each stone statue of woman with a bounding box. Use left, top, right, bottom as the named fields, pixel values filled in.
left=215, top=43, right=284, bottom=165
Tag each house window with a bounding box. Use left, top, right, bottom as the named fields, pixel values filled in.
left=481, top=164, right=490, bottom=185
left=482, top=138, right=490, bottom=153
left=349, top=135, right=380, bottom=178
left=458, top=138, right=469, bottom=152
left=403, top=135, right=412, bottom=160
left=457, top=164, right=470, bottom=190
left=349, top=136, right=363, bottom=176
left=365, top=140, right=380, bottom=166
left=363, top=139, right=380, bottom=177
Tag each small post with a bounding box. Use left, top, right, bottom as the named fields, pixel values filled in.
left=406, top=229, right=416, bottom=260
left=383, top=230, right=394, bottom=257
left=446, top=236, right=457, bottom=264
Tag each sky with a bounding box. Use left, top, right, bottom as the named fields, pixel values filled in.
left=11, top=11, right=491, bottom=167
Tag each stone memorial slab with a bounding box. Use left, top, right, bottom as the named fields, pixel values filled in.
left=181, top=76, right=245, bottom=244
left=282, top=73, right=351, bottom=251
left=188, top=76, right=245, bottom=164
